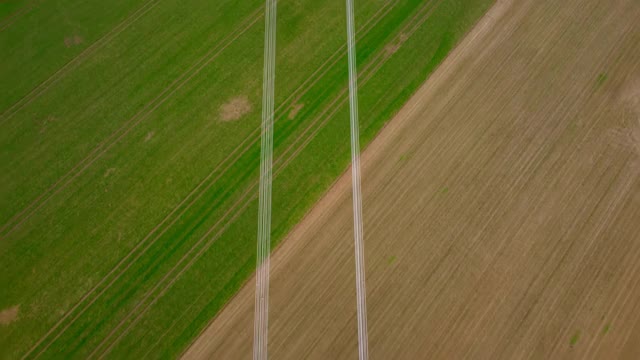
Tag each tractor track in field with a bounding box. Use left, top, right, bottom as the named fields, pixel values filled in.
left=487, top=21, right=639, bottom=359
left=0, top=5, right=266, bottom=241
left=22, top=1, right=403, bottom=358
left=395, top=6, right=636, bottom=356
left=85, top=1, right=446, bottom=357
left=136, top=4, right=407, bottom=356
left=0, top=0, right=41, bottom=33
left=0, top=0, right=165, bottom=124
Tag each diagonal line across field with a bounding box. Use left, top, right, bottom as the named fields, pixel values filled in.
left=0, top=0, right=165, bottom=124
left=0, top=0, right=41, bottom=33
left=178, top=0, right=640, bottom=357
left=173, top=2, right=444, bottom=355
left=83, top=2, right=445, bottom=357
left=1, top=0, right=404, bottom=240
left=21, top=2, right=401, bottom=358
left=117, top=5, right=406, bottom=359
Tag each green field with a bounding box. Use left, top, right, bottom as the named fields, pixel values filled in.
left=0, top=0, right=492, bottom=358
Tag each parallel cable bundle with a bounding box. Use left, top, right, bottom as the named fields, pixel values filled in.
left=253, top=1, right=369, bottom=359
left=345, top=0, right=370, bottom=358
left=253, top=0, right=277, bottom=359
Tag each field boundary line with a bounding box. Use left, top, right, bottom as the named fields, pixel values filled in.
left=20, top=2, right=399, bottom=358
left=0, top=0, right=164, bottom=124
left=87, top=2, right=444, bottom=357
left=138, top=3, right=401, bottom=357
left=1, top=7, right=264, bottom=241
left=1, top=0, right=397, bottom=237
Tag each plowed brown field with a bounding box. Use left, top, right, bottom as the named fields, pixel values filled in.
left=184, top=0, right=640, bottom=358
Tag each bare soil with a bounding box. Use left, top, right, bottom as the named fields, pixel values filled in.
left=63, top=35, right=84, bottom=48
left=0, top=305, right=20, bottom=326
left=288, top=103, right=304, bottom=120
left=184, top=0, right=640, bottom=358
left=219, top=96, right=252, bottom=122
left=144, top=130, right=155, bottom=142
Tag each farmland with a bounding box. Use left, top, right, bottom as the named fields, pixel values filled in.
left=0, top=0, right=493, bottom=358
left=185, top=0, right=640, bottom=358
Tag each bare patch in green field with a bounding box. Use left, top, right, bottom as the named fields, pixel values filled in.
left=288, top=103, right=304, bottom=119
left=104, top=168, right=117, bottom=178
left=220, top=96, right=252, bottom=122
left=39, top=115, right=57, bottom=134
left=64, top=35, right=84, bottom=48
left=0, top=305, right=20, bottom=325
left=384, top=43, right=401, bottom=56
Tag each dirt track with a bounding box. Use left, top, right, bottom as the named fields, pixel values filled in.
left=184, top=0, right=640, bottom=358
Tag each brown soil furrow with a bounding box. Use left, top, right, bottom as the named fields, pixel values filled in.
left=404, top=1, right=636, bottom=356
left=584, top=198, right=640, bottom=357
left=558, top=189, right=640, bottom=359
left=453, top=32, right=631, bottom=359
left=495, top=19, right=640, bottom=358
